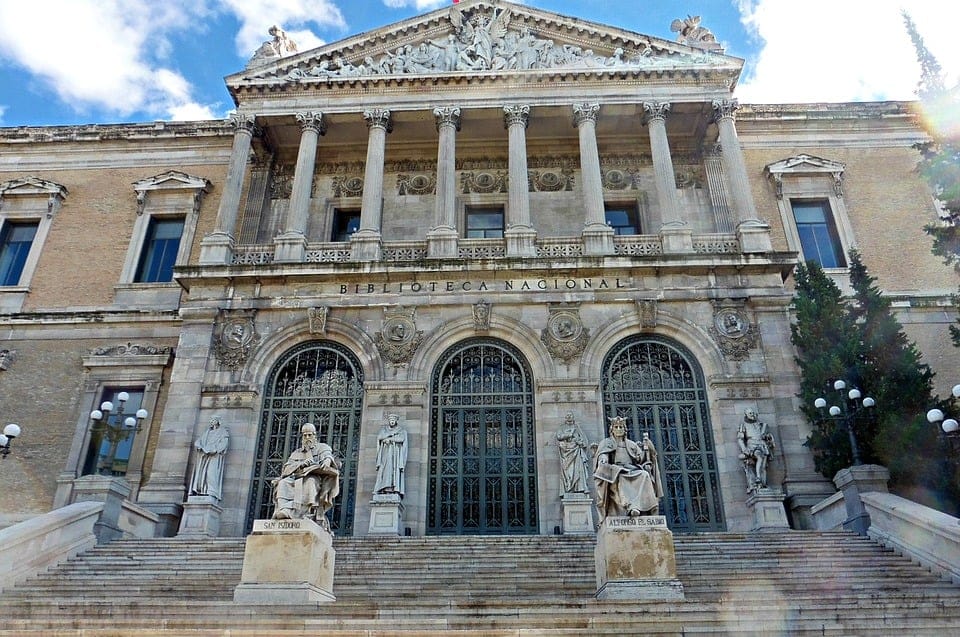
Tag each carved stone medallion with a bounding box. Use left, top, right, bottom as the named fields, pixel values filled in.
left=397, top=173, right=437, bottom=195
left=461, top=170, right=507, bottom=194
left=541, top=305, right=589, bottom=363
left=332, top=175, right=364, bottom=198
left=374, top=307, right=423, bottom=367
left=214, top=313, right=260, bottom=370
left=709, top=302, right=759, bottom=361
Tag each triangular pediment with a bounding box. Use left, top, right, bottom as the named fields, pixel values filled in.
left=0, top=176, right=68, bottom=198
left=765, top=154, right=846, bottom=176
left=228, top=0, right=742, bottom=93
left=132, top=171, right=210, bottom=194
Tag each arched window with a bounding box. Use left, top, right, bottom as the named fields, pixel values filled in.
left=246, top=341, right=364, bottom=534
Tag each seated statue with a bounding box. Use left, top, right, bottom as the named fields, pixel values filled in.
left=272, top=422, right=341, bottom=531
left=594, top=417, right=663, bottom=522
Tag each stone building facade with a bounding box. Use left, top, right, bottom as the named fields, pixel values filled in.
left=1, top=1, right=955, bottom=538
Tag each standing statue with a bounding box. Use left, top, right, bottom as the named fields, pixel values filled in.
left=555, top=412, right=591, bottom=495
left=594, top=417, right=663, bottom=522
left=272, top=423, right=341, bottom=531
left=737, top=408, right=775, bottom=493
left=189, top=417, right=229, bottom=500
left=373, top=414, right=408, bottom=496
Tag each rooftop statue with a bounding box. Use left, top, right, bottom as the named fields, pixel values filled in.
left=670, top=15, right=720, bottom=50
left=248, top=25, right=299, bottom=68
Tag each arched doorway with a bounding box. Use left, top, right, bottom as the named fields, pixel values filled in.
left=245, top=341, right=364, bottom=534
left=428, top=338, right=538, bottom=534
left=601, top=336, right=724, bottom=532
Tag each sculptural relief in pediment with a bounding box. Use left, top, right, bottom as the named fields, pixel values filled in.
left=239, top=1, right=737, bottom=87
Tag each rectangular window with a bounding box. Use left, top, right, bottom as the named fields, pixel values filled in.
left=331, top=208, right=361, bottom=242
left=135, top=217, right=184, bottom=283
left=792, top=200, right=845, bottom=268
left=0, top=221, right=39, bottom=286
left=82, top=388, right=145, bottom=477
left=465, top=206, right=504, bottom=238
left=604, top=203, right=640, bottom=235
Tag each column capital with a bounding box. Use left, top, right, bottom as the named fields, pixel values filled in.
left=433, top=106, right=462, bottom=132
left=503, top=104, right=530, bottom=129
left=712, top=99, right=740, bottom=122
left=363, top=109, right=393, bottom=133
left=572, top=103, right=600, bottom=128
left=642, top=101, right=671, bottom=123
left=229, top=113, right=259, bottom=136
left=295, top=111, right=327, bottom=135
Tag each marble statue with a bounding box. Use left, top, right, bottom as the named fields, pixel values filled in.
left=373, top=414, right=408, bottom=496
left=670, top=15, right=718, bottom=46
left=737, top=409, right=775, bottom=492
left=272, top=422, right=341, bottom=530
left=594, top=417, right=663, bottom=522
left=555, top=412, right=591, bottom=495
left=248, top=25, right=299, bottom=67
left=189, top=417, right=229, bottom=500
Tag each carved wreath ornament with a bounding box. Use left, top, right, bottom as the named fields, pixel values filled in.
left=541, top=305, right=589, bottom=363
left=214, top=314, right=260, bottom=370
left=708, top=304, right=759, bottom=361
left=374, top=307, right=424, bottom=367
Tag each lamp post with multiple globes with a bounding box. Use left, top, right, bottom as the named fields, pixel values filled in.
left=813, top=379, right=876, bottom=466
left=925, top=383, right=960, bottom=455
left=0, top=423, right=22, bottom=458
left=88, top=392, right=148, bottom=475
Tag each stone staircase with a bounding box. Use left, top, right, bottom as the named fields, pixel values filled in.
left=1, top=531, right=959, bottom=635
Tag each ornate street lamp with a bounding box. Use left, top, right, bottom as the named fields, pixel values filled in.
left=88, top=392, right=148, bottom=475
left=813, top=379, right=876, bottom=466
left=0, top=423, right=21, bottom=458
left=925, top=383, right=960, bottom=454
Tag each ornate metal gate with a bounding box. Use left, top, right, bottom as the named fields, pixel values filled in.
left=246, top=341, right=364, bottom=534
left=428, top=338, right=538, bottom=534
left=601, top=336, right=724, bottom=532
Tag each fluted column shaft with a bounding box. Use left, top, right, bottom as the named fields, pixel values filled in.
left=503, top=105, right=532, bottom=229
left=358, top=109, right=392, bottom=234
left=433, top=107, right=460, bottom=230
left=213, top=114, right=256, bottom=237
left=712, top=100, right=760, bottom=224
left=643, top=102, right=684, bottom=228
left=573, top=103, right=606, bottom=228
left=284, top=112, right=325, bottom=235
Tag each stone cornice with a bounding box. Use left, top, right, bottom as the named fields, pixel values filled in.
left=736, top=101, right=919, bottom=122
left=0, top=121, right=234, bottom=145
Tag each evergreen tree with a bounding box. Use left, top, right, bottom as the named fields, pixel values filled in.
left=791, top=261, right=862, bottom=478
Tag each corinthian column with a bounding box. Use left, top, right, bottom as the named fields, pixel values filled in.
left=573, top=103, right=614, bottom=256
left=352, top=109, right=392, bottom=262
left=427, top=106, right=461, bottom=258
left=200, top=113, right=256, bottom=265
left=712, top=99, right=771, bottom=252
left=643, top=102, right=692, bottom=253
left=503, top=104, right=537, bottom=257
left=275, top=111, right=325, bottom=262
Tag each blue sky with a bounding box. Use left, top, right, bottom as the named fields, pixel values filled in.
left=0, top=0, right=957, bottom=128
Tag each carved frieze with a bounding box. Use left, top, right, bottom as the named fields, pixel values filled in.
left=636, top=300, right=658, bottom=329
left=602, top=167, right=639, bottom=191
left=529, top=168, right=574, bottom=192
left=332, top=175, right=365, bottom=198
left=708, top=300, right=759, bottom=361
left=374, top=307, right=424, bottom=367
left=461, top=170, right=508, bottom=194
left=214, top=312, right=260, bottom=371
left=541, top=304, right=590, bottom=363
left=397, top=173, right=437, bottom=195
left=91, top=342, right=173, bottom=357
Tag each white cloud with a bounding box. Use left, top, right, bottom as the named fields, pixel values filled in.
left=382, top=0, right=449, bottom=10
left=0, top=0, right=218, bottom=121
left=218, top=0, right=345, bottom=57
left=0, top=105, right=6, bottom=126
left=734, top=0, right=960, bottom=103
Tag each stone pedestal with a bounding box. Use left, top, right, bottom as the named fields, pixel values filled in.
left=350, top=231, right=382, bottom=262
left=70, top=475, right=131, bottom=544
left=368, top=493, right=404, bottom=536
left=736, top=221, right=773, bottom=254
left=746, top=488, right=791, bottom=532
left=273, top=232, right=308, bottom=263
left=177, top=495, right=222, bottom=538
left=581, top=224, right=615, bottom=256
left=505, top=226, right=537, bottom=257
left=560, top=494, right=595, bottom=535
left=198, top=231, right=235, bottom=266
left=233, top=519, right=336, bottom=603
left=594, top=516, right=684, bottom=601
left=659, top=225, right=694, bottom=254
left=834, top=464, right=890, bottom=536
left=426, top=227, right=459, bottom=258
